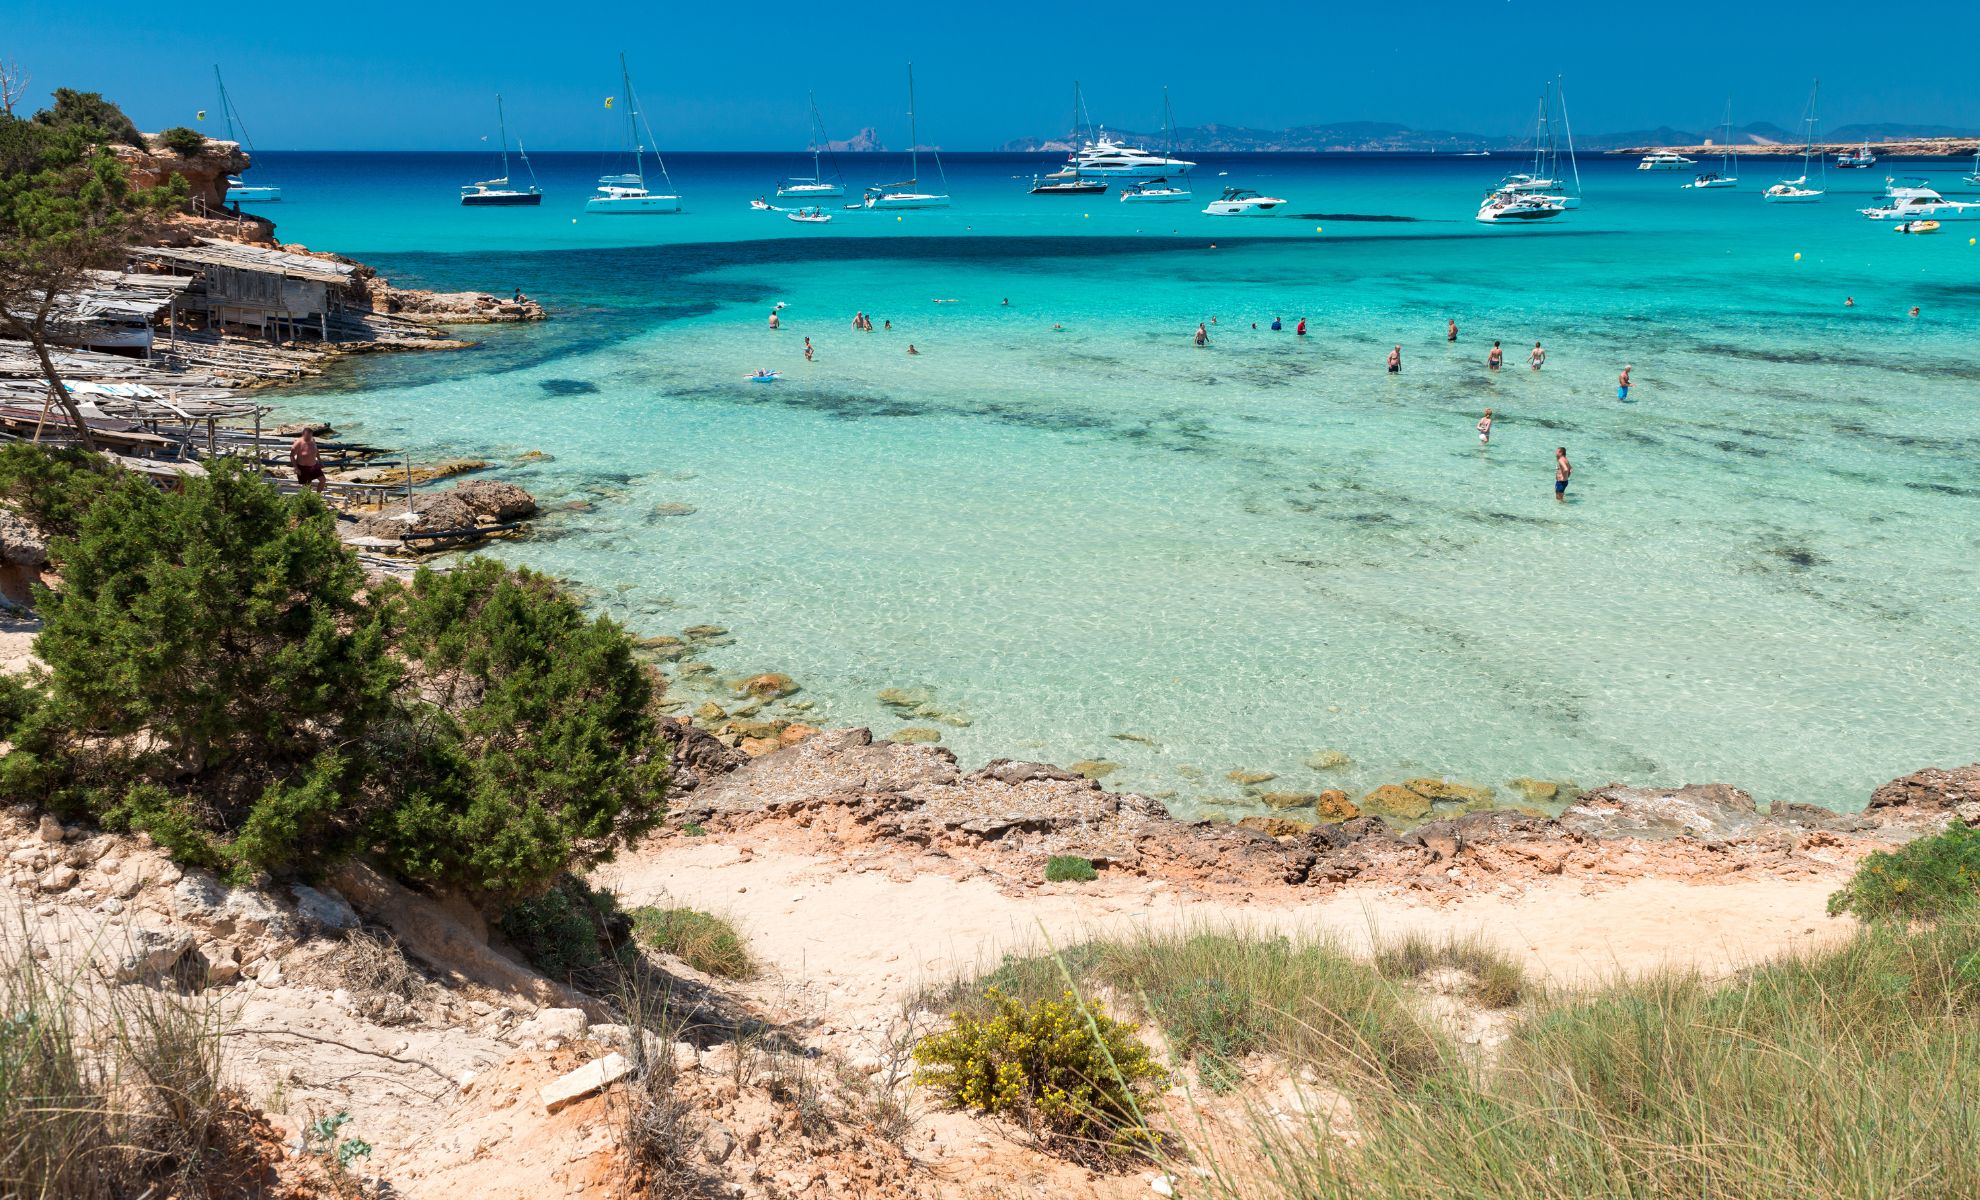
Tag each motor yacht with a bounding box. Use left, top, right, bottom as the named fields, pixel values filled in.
left=1475, top=187, right=1565, bottom=223
left=1860, top=185, right=1980, bottom=221
left=1072, top=131, right=1195, bottom=178
left=1684, top=172, right=1737, bottom=189
left=1637, top=151, right=1696, bottom=170
left=1202, top=187, right=1284, bottom=215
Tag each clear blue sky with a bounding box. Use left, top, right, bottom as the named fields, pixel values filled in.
left=8, top=1, right=1976, bottom=149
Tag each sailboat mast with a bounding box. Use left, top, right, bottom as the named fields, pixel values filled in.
left=907, top=63, right=920, bottom=187
left=809, top=91, right=822, bottom=179
left=214, top=67, right=232, bottom=142
left=497, top=95, right=512, bottom=181
left=1556, top=76, right=1582, bottom=196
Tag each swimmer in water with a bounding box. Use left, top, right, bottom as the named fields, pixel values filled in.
left=1296, top=317, right=1307, bottom=337
left=1387, top=345, right=1401, bottom=374
left=1488, top=341, right=1503, bottom=370
left=884, top=319, right=892, bottom=330
left=906, top=344, right=919, bottom=355
left=1554, top=446, right=1572, bottom=502
left=1910, top=306, right=1921, bottom=318
left=1477, top=408, right=1493, bottom=446
left=1271, top=316, right=1282, bottom=331
left=804, top=338, right=814, bottom=362
left=1844, top=297, right=1855, bottom=308
left=1447, top=319, right=1458, bottom=342
left=768, top=310, right=780, bottom=330
left=1530, top=342, right=1546, bottom=371
left=1194, top=322, right=1209, bottom=347
left=1617, top=364, right=1632, bottom=400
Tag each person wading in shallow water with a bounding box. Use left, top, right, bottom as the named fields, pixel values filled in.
left=1488, top=341, right=1503, bottom=370
left=1448, top=318, right=1458, bottom=342
left=1554, top=446, right=1572, bottom=502
left=1194, top=322, right=1209, bottom=347
left=1477, top=408, right=1494, bottom=446
left=1618, top=364, right=1632, bottom=400
left=1530, top=342, right=1546, bottom=370
left=1387, top=345, right=1402, bottom=374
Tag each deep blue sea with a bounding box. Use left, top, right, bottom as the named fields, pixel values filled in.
left=257, top=150, right=1980, bottom=813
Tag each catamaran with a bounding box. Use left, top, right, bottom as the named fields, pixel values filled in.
left=1032, top=83, right=1108, bottom=195
left=1120, top=89, right=1193, bottom=204
left=1489, top=83, right=1579, bottom=212
left=1684, top=102, right=1740, bottom=189
left=776, top=94, right=845, bottom=200
left=212, top=67, right=280, bottom=203
left=1476, top=187, right=1565, bottom=224
left=460, top=96, right=542, bottom=206
left=862, top=65, right=950, bottom=210
left=586, top=54, right=683, bottom=214
left=1765, top=81, right=1825, bottom=204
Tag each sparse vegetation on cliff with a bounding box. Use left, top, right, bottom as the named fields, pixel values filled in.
left=157, top=126, right=210, bottom=156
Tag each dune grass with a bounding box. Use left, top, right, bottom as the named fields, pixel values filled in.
left=629, top=906, right=756, bottom=980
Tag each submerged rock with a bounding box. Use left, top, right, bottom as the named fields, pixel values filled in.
left=1258, top=791, right=1317, bottom=811
left=1359, top=784, right=1431, bottom=821
left=1069, top=760, right=1120, bottom=780
left=1506, top=777, right=1561, bottom=803
left=1403, top=778, right=1496, bottom=807
left=1227, top=769, right=1277, bottom=786
left=888, top=727, right=943, bottom=744
left=1303, top=750, right=1352, bottom=771
left=732, top=673, right=798, bottom=700
left=1315, top=790, right=1360, bottom=822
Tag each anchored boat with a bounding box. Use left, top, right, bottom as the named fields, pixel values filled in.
left=1764, top=81, right=1826, bottom=203
left=862, top=64, right=950, bottom=210
left=1202, top=187, right=1284, bottom=215
left=586, top=54, right=684, bottom=215
left=460, top=96, right=542, bottom=206
left=213, top=67, right=280, bottom=203
left=776, top=94, right=846, bottom=200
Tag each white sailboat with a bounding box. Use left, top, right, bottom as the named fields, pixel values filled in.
left=586, top=54, right=683, bottom=215
left=1684, top=101, right=1740, bottom=189
left=1480, top=88, right=1572, bottom=221
left=1963, top=147, right=1979, bottom=189
left=1120, top=88, right=1193, bottom=204
left=213, top=67, right=280, bottom=203
left=776, top=94, right=845, bottom=200
left=1764, top=81, right=1825, bottom=204
left=1031, top=83, right=1108, bottom=195
left=460, top=96, right=543, bottom=206
left=862, top=64, right=950, bottom=210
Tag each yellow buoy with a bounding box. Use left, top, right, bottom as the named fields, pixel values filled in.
left=1316, top=225, right=1323, bottom=233
left=1083, top=213, right=1089, bottom=219
left=896, top=216, right=902, bottom=222
left=1793, top=252, right=1802, bottom=261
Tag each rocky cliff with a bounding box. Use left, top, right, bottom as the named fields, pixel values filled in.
left=113, top=133, right=253, bottom=213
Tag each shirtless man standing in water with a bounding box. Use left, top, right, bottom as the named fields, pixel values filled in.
left=1488, top=341, right=1503, bottom=370
left=1554, top=447, right=1572, bottom=502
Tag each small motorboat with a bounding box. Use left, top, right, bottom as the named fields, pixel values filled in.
left=1683, top=172, right=1738, bottom=190
left=786, top=207, right=832, bottom=224
left=1895, top=219, right=1941, bottom=234
left=746, top=370, right=782, bottom=383
left=1835, top=143, right=1877, bottom=169
left=1202, top=187, right=1284, bottom=215
left=749, top=198, right=773, bottom=211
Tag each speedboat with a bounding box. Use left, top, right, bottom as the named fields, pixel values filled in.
left=1475, top=187, right=1564, bottom=223
left=1071, top=131, right=1195, bottom=178
left=786, top=207, right=831, bottom=224
left=1895, top=219, right=1941, bottom=234
left=1683, top=172, right=1738, bottom=189
left=1202, top=187, right=1284, bottom=215
left=1763, top=177, right=1824, bottom=203
left=1860, top=186, right=1980, bottom=221
left=1835, top=143, right=1877, bottom=169
left=1637, top=151, right=1696, bottom=170
left=1029, top=168, right=1106, bottom=195
left=225, top=177, right=281, bottom=204
left=1119, top=177, right=1191, bottom=204
left=749, top=198, right=772, bottom=210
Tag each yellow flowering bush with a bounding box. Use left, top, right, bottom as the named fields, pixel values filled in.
left=913, top=988, right=1166, bottom=1156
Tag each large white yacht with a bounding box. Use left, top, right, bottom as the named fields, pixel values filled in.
left=1072, top=131, right=1195, bottom=178
left=1637, top=151, right=1697, bottom=170
left=1860, top=185, right=1980, bottom=222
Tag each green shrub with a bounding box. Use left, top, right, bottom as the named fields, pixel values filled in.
left=914, top=988, right=1166, bottom=1159
left=374, top=558, right=668, bottom=899
left=1829, top=824, right=1980, bottom=921
left=1045, top=854, right=1097, bottom=883
left=498, top=877, right=622, bottom=982
left=0, top=444, right=117, bottom=542
left=629, top=906, right=754, bottom=979
left=31, top=89, right=145, bottom=147
left=8, top=459, right=393, bottom=881
left=157, top=127, right=208, bottom=157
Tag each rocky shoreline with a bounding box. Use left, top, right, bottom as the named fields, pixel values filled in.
left=661, top=719, right=1978, bottom=901
left=1608, top=137, right=1978, bottom=158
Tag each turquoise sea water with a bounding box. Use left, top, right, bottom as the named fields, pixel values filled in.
left=263, top=151, right=1980, bottom=814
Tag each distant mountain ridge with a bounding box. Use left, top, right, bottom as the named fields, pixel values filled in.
left=995, top=120, right=1976, bottom=154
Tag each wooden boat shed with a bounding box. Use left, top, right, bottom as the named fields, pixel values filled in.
left=135, top=239, right=360, bottom=343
